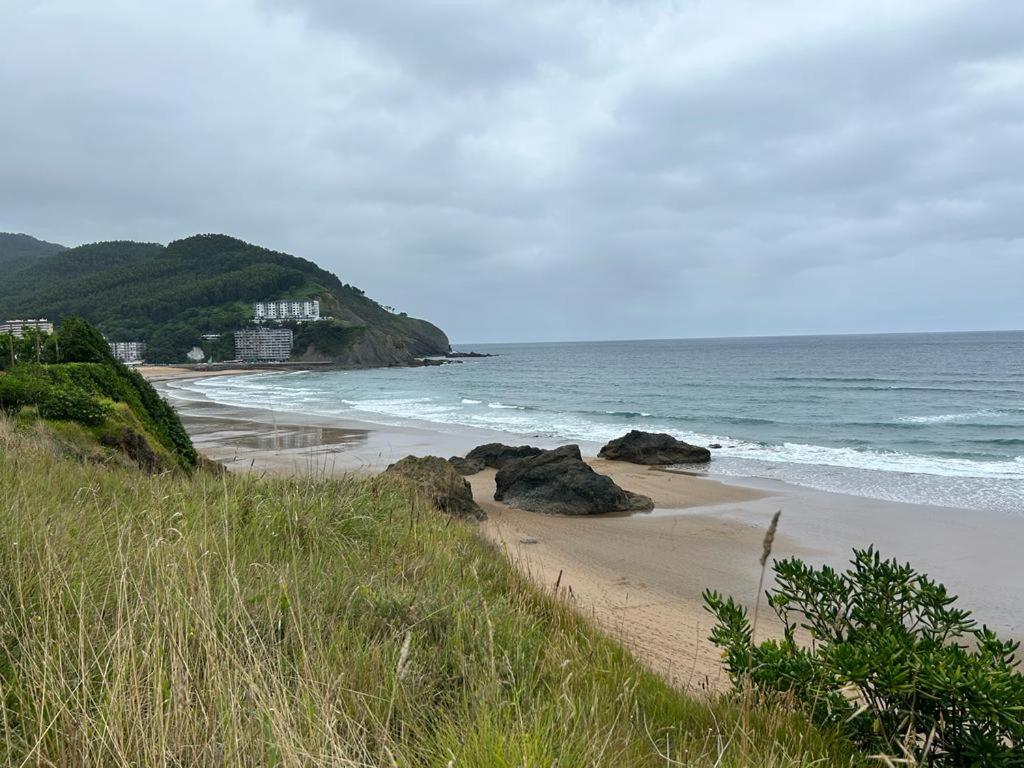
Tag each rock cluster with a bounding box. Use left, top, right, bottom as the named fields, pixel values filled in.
left=448, top=455, right=486, bottom=475
left=464, top=442, right=544, bottom=470
left=383, top=455, right=486, bottom=520
left=494, top=444, right=653, bottom=516
left=598, top=430, right=711, bottom=465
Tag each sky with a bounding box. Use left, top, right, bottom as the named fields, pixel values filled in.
left=1, top=0, right=1022, bottom=343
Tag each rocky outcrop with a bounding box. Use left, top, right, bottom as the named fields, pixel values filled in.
left=465, top=443, right=544, bottom=469
left=295, top=326, right=445, bottom=369
left=99, top=426, right=167, bottom=473
left=494, top=444, right=653, bottom=516
left=448, top=455, right=486, bottom=475
left=384, top=455, right=486, bottom=520
left=598, top=430, right=711, bottom=465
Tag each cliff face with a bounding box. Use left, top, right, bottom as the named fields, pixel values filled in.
left=0, top=233, right=450, bottom=365
left=294, top=326, right=442, bottom=368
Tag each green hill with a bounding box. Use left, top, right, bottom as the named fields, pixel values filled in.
left=0, top=232, right=66, bottom=271
left=0, top=233, right=449, bottom=364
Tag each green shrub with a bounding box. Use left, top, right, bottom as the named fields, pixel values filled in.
left=54, top=316, right=117, bottom=364
left=38, top=361, right=196, bottom=468
left=704, top=548, right=1023, bottom=767
left=38, top=385, right=108, bottom=426
left=0, top=374, right=50, bottom=412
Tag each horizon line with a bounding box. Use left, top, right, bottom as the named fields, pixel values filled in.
left=452, top=327, right=1024, bottom=347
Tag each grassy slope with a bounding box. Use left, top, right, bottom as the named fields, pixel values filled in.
left=0, top=419, right=864, bottom=767
left=0, top=234, right=448, bottom=362
left=1, top=360, right=197, bottom=470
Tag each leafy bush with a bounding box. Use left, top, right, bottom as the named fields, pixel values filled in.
left=39, top=362, right=196, bottom=468
left=55, top=316, right=117, bottom=363
left=38, top=385, right=108, bottom=426
left=704, top=548, right=1023, bottom=767
left=0, top=373, right=50, bottom=412
left=0, top=319, right=196, bottom=468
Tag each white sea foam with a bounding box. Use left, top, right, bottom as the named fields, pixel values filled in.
left=716, top=440, right=1024, bottom=480
left=163, top=372, right=1024, bottom=488
left=896, top=410, right=998, bottom=424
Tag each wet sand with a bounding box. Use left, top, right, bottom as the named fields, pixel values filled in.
left=137, top=365, right=265, bottom=381
left=153, top=373, right=1024, bottom=691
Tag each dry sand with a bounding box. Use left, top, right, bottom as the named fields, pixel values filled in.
left=470, top=467, right=777, bottom=690
left=151, top=370, right=1024, bottom=692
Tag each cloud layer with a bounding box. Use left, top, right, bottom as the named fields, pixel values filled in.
left=2, top=0, right=1022, bottom=341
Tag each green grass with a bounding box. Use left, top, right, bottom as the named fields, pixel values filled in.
left=0, top=418, right=865, bottom=766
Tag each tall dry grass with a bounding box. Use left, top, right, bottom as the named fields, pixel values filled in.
left=0, top=418, right=864, bottom=766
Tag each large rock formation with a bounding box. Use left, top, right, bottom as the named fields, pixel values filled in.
left=448, top=455, right=486, bottom=475
left=383, top=456, right=486, bottom=520
left=494, top=444, right=653, bottom=516
left=598, top=430, right=711, bottom=465
left=465, top=442, right=544, bottom=470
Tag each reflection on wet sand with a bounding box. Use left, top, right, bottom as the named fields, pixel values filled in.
left=224, top=425, right=365, bottom=452
left=183, top=414, right=370, bottom=465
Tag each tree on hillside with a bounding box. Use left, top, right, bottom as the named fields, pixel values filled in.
left=55, top=317, right=117, bottom=364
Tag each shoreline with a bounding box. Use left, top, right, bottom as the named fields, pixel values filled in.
left=149, top=366, right=1024, bottom=688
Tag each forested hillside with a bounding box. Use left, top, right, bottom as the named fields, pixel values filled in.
left=0, top=234, right=449, bottom=364
left=0, top=232, right=66, bottom=272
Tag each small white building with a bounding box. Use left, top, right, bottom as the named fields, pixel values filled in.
left=109, top=341, right=147, bottom=364
left=1, top=318, right=54, bottom=338
left=234, top=327, right=293, bottom=362
left=253, top=299, right=320, bottom=323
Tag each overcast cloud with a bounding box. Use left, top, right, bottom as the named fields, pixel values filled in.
left=1, top=0, right=1022, bottom=342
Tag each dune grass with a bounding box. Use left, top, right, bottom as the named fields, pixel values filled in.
left=0, top=418, right=865, bottom=766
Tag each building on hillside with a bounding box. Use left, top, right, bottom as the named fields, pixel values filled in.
left=109, top=341, right=146, bottom=364
left=234, top=327, right=293, bottom=362
left=1, top=318, right=54, bottom=338
left=252, top=299, right=320, bottom=323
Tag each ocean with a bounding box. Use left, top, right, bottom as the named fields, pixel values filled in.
left=165, top=331, right=1024, bottom=514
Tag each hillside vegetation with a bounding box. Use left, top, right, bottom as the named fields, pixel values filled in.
left=0, top=416, right=866, bottom=767
left=0, top=318, right=197, bottom=470
left=0, top=232, right=66, bottom=272
left=0, top=233, right=449, bottom=364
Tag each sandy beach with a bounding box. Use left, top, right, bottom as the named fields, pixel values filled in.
left=151, top=369, right=1024, bottom=691
left=137, top=364, right=297, bottom=382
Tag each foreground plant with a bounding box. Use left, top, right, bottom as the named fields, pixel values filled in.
left=704, top=548, right=1024, bottom=766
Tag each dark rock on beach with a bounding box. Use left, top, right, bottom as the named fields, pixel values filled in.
left=465, top=442, right=544, bottom=469
left=445, top=351, right=496, bottom=358
left=598, top=430, right=711, bottom=465
left=384, top=455, right=486, bottom=520
left=448, top=455, right=486, bottom=475
left=494, top=444, right=653, bottom=516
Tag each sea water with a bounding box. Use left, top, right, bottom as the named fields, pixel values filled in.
left=165, top=331, right=1024, bottom=514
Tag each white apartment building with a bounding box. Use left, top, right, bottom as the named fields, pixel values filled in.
left=234, top=327, right=293, bottom=362
left=0, top=318, right=54, bottom=338
left=108, top=341, right=147, bottom=364
left=252, top=299, right=320, bottom=323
